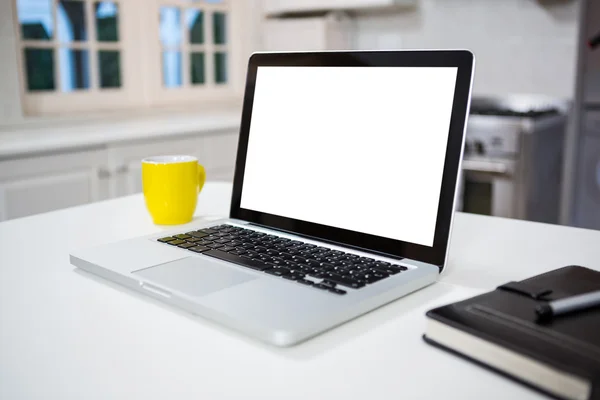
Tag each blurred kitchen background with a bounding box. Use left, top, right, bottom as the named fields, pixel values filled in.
left=0, top=0, right=598, bottom=229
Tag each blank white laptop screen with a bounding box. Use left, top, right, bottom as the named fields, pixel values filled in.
left=240, top=66, right=458, bottom=247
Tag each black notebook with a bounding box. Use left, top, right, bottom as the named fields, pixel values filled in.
left=424, top=266, right=600, bottom=400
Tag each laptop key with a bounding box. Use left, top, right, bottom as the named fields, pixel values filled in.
left=189, top=245, right=210, bottom=253
left=174, top=234, right=191, bottom=240
left=320, top=280, right=337, bottom=288
left=167, top=239, right=186, bottom=246
left=375, top=261, right=391, bottom=267
left=296, top=279, right=313, bottom=286
left=203, top=249, right=270, bottom=271
left=264, top=268, right=284, bottom=277
left=206, top=243, right=224, bottom=249
left=372, top=265, right=402, bottom=275
left=312, top=283, right=332, bottom=291
left=178, top=242, right=196, bottom=249
left=199, top=229, right=218, bottom=234
left=277, top=253, right=293, bottom=260
left=270, top=258, right=287, bottom=266
left=186, top=231, right=207, bottom=239
left=158, top=236, right=176, bottom=243
left=328, top=287, right=347, bottom=295
left=367, top=269, right=389, bottom=279
left=323, top=273, right=365, bottom=289
left=354, top=273, right=383, bottom=284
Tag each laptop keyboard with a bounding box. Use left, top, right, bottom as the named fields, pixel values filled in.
left=157, top=224, right=408, bottom=295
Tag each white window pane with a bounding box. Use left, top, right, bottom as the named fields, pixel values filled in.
left=17, top=0, right=53, bottom=40
left=190, top=52, right=205, bottom=85
left=163, top=51, right=182, bottom=88
left=160, top=7, right=181, bottom=47
left=24, top=48, right=55, bottom=91
left=213, top=12, right=226, bottom=44
left=186, top=9, right=204, bottom=44
left=95, top=1, right=119, bottom=42
left=214, top=52, right=227, bottom=84
left=57, top=1, right=87, bottom=42
left=60, top=48, right=90, bottom=91
left=98, top=50, right=121, bottom=88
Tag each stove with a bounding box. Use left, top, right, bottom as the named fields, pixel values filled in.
left=458, top=96, right=569, bottom=223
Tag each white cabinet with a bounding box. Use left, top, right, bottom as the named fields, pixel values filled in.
left=0, top=148, right=108, bottom=220
left=0, top=129, right=239, bottom=222
left=263, top=0, right=416, bottom=16
left=107, top=136, right=205, bottom=198
left=203, top=131, right=239, bottom=181
left=263, top=13, right=353, bottom=51
left=108, top=129, right=239, bottom=197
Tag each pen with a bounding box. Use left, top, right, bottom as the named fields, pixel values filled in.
left=536, top=290, right=600, bottom=321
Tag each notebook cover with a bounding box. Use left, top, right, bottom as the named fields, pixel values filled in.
left=425, top=265, right=600, bottom=400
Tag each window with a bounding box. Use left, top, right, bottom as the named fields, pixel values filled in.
left=14, top=0, right=245, bottom=116
left=159, top=5, right=228, bottom=87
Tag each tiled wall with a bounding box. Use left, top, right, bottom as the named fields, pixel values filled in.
left=354, top=0, right=581, bottom=98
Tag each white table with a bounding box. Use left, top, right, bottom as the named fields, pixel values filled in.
left=1, top=182, right=599, bottom=400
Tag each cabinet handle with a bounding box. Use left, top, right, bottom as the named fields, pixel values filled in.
left=116, top=165, right=129, bottom=174
left=97, top=168, right=111, bottom=179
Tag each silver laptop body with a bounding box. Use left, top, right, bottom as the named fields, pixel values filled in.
left=71, top=50, right=475, bottom=346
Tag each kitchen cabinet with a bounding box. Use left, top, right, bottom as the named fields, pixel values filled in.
left=108, top=130, right=238, bottom=198
left=263, top=13, right=353, bottom=51
left=263, top=0, right=416, bottom=16
left=0, top=129, right=239, bottom=222
left=0, top=148, right=108, bottom=221
left=573, top=111, right=600, bottom=229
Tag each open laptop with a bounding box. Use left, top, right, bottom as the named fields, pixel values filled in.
left=71, top=50, right=474, bottom=346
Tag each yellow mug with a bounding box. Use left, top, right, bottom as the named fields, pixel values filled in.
left=142, top=155, right=206, bottom=225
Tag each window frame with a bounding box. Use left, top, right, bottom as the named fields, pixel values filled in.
left=146, top=0, right=240, bottom=107
left=12, top=0, right=246, bottom=117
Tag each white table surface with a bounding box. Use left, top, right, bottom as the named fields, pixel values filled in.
left=1, top=182, right=599, bottom=400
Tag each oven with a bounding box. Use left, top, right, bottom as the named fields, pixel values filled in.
left=457, top=97, right=568, bottom=223
left=460, top=158, right=516, bottom=218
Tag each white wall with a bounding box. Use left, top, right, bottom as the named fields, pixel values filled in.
left=0, top=1, right=23, bottom=123
left=354, top=0, right=581, bottom=98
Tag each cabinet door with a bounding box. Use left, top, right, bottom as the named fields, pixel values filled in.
left=0, top=149, right=107, bottom=221
left=582, top=0, right=600, bottom=104
left=573, top=112, right=600, bottom=229
left=108, top=129, right=239, bottom=197
left=263, top=0, right=402, bottom=15
left=203, top=131, right=239, bottom=182
left=108, top=136, right=201, bottom=197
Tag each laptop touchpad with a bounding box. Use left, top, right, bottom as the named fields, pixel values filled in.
left=133, top=257, right=257, bottom=297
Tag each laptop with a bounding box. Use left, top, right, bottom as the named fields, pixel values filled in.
left=71, top=50, right=474, bottom=346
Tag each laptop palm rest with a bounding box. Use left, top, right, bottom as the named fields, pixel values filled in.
left=133, top=257, right=258, bottom=297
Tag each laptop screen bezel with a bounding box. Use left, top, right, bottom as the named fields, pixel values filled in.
left=229, top=50, right=474, bottom=269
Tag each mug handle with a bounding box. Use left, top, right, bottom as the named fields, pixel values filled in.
left=198, top=163, right=206, bottom=193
